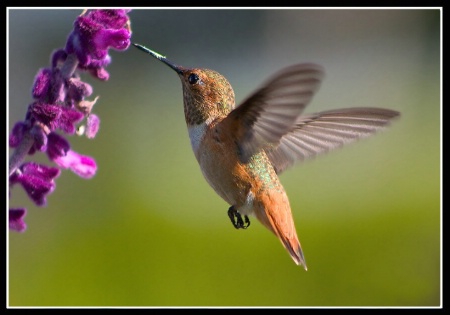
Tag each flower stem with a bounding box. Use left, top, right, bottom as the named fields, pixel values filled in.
left=9, top=132, right=34, bottom=176
left=60, top=53, right=79, bottom=78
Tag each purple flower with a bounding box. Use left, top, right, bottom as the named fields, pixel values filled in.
left=9, top=208, right=27, bottom=232
left=46, top=132, right=70, bottom=160
left=10, top=163, right=60, bottom=206
left=29, top=102, right=84, bottom=134
left=66, top=9, right=131, bottom=80
left=8, top=9, right=132, bottom=231
left=54, top=150, right=97, bottom=178
left=67, top=77, right=93, bottom=102
left=9, top=122, right=28, bottom=148
left=86, top=114, right=100, bottom=139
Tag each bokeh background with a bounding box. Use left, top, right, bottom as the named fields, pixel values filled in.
left=7, top=8, right=441, bottom=307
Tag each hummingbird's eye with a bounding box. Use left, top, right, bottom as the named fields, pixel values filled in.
left=188, top=73, right=200, bottom=85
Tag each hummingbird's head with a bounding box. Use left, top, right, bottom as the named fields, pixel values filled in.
left=133, top=43, right=235, bottom=126
left=178, top=68, right=235, bottom=126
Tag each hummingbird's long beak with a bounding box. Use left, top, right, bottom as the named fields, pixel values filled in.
left=133, top=43, right=184, bottom=75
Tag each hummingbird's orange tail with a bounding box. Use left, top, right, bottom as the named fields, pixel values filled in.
left=254, top=200, right=307, bottom=270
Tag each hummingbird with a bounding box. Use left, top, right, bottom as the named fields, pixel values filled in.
left=133, top=43, right=400, bottom=270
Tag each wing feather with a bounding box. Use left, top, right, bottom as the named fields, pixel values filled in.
left=224, top=64, right=325, bottom=163
left=266, top=107, right=400, bottom=174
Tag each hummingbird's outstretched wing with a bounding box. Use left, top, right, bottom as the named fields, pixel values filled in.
left=265, top=108, right=400, bottom=174
left=225, top=64, right=325, bottom=164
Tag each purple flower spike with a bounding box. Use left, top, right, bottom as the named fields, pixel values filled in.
left=10, top=163, right=60, bottom=206
left=9, top=9, right=131, bottom=231
left=9, top=208, right=27, bottom=232
left=54, top=150, right=97, bottom=178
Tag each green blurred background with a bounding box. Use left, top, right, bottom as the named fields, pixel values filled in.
left=7, top=8, right=441, bottom=307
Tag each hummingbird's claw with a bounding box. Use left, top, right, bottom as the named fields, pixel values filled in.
left=244, top=215, right=250, bottom=228
left=228, top=206, right=251, bottom=229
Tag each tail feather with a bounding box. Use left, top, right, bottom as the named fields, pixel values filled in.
left=254, top=199, right=307, bottom=270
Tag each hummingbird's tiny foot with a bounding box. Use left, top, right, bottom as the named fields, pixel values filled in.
left=228, top=206, right=240, bottom=229
left=244, top=215, right=250, bottom=228
left=227, top=206, right=251, bottom=229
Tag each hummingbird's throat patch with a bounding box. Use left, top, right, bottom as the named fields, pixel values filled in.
left=188, top=123, right=206, bottom=154
left=187, top=117, right=215, bottom=155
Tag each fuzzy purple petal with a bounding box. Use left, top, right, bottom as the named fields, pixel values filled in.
left=89, top=9, right=131, bottom=29
left=20, top=175, right=55, bottom=206
left=94, top=28, right=131, bottom=51
left=58, top=106, right=84, bottom=134
left=9, top=122, right=27, bottom=148
left=89, top=54, right=112, bottom=68
left=54, top=150, right=97, bottom=178
left=46, top=133, right=70, bottom=160
left=9, top=208, right=27, bottom=232
left=67, top=78, right=93, bottom=101
left=21, top=162, right=60, bottom=181
left=30, top=103, right=83, bottom=134
left=32, top=68, right=52, bottom=99
left=10, top=163, right=60, bottom=206
left=86, top=114, right=100, bottom=138
left=88, top=67, right=110, bottom=81
left=30, top=103, right=62, bottom=131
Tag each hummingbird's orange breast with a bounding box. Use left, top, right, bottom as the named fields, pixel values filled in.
left=194, top=118, right=284, bottom=215
left=194, top=118, right=251, bottom=207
